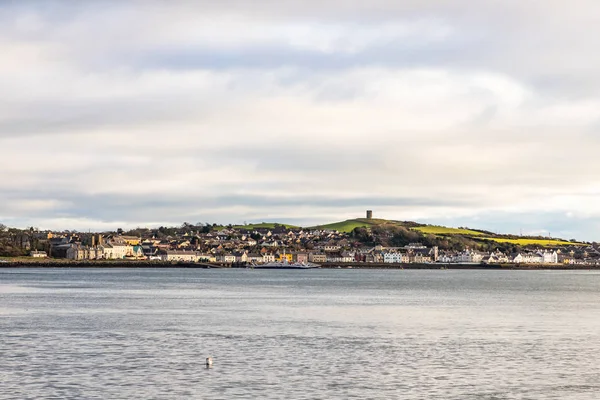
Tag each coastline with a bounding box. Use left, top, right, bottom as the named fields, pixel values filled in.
left=0, top=259, right=598, bottom=270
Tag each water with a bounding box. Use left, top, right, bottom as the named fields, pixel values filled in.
left=1, top=268, right=600, bottom=399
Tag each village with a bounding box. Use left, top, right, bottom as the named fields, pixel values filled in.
left=22, top=223, right=600, bottom=266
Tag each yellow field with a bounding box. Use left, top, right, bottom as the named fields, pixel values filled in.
left=412, top=226, right=485, bottom=236
left=481, top=238, right=583, bottom=246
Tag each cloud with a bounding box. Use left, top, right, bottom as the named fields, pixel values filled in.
left=1, top=1, right=600, bottom=240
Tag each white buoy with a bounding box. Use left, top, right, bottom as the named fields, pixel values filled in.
left=206, top=357, right=213, bottom=368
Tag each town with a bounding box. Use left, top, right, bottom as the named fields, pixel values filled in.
left=3, top=211, right=599, bottom=267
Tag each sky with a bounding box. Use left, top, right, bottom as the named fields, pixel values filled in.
left=1, top=1, right=600, bottom=240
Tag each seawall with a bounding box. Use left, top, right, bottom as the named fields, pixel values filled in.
left=0, top=260, right=597, bottom=270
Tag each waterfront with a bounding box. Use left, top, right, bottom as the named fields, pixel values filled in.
left=1, top=269, right=600, bottom=399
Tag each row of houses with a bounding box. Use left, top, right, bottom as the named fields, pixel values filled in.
left=47, top=236, right=567, bottom=266
left=437, top=249, right=560, bottom=264
left=40, top=225, right=600, bottom=266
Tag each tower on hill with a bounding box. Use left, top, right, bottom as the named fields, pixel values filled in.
left=366, top=210, right=373, bottom=219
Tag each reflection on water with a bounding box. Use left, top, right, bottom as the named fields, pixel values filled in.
left=1, top=268, right=599, bottom=399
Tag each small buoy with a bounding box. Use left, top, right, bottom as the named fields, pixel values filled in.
left=206, top=357, right=213, bottom=368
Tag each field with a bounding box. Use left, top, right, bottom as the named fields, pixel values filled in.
left=230, top=222, right=300, bottom=230
left=310, top=220, right=376, bottom=233
left=412, top=226, right=485, bottom=236
left=480, top=237, right=583, bottom=247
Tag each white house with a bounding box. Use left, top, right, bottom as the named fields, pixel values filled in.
left=262, top=253, right=276, bottom=263
left=512, top=252, right=544, bottom=264
left=163, top=250, right=198, bottom=262
left=383, top=252, right=404, bottom=264
left=456, top=250, right=484, bottom=263
left=542, top=250, right=558, bottom=264
left=101, top=243, right=132, bottom=260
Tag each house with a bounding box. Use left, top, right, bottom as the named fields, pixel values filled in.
left=277, top=253, right=293, bottom=262
left=438, top=252, right=457, bottom=263
left=66, top=245, right=93, bottom=260
left=129, top=246, right=145, bottom=259
left=162, top=250, right=198, bottom=262
left=247, top=253, right=263, bottom=263
left=542, top=250, right=558, bottom=264
left=383, top=252, right=403, bottom=264
left=119, top=235, right=141, bottom=246
left=142, top=245, right=158, bottom=258
left=234, top=251, right=248, bottom=263
left=512, top=252, right=543, bottom=264
left=113, top=243, right=132, bottom=259
left=262, top=253, right=276, bottom=263
left=328, top=251, right=353, bottom=263
left=455, top=249, right=484, bottom=263
left=294, top=252, right=309, bottom=264
left=483, top=251, right=509, bottom=264
left=308, top=253, right=327, bottom=263
left=412, top=250, right=432, bottom=263
left=216, top=254, right=236, bottom=263
left=319, top=242, right=341, bottom=252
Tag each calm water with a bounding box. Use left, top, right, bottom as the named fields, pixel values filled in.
left=1, top=268, right=600, bottom=399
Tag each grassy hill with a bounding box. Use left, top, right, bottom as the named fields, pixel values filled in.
left=478, top=237, right=579, bottom=246
left=307, top=218, right=585, bottom=247
left=229, top=217, right=585, bottom=248
left=309, top=218, right=400, bottom=233
left=230, top=222, right=300, bottom=230
left=412, top=225, right=486, bottom=236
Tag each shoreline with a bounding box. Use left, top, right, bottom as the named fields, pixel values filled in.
left=0, top=260, right=598, bottom=270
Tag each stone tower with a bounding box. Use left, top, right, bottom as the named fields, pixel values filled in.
left=366, top=210, right=373, bottom=219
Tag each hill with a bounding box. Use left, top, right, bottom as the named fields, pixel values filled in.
left=227, top=222, right=300, bottom=230
left=309, top=218, right=385, bottom=232
left=412, top=225, right=487, bottom=236
left=306, top=218, right=585, bottom=248
left=216, top=218, right=586, bottom=249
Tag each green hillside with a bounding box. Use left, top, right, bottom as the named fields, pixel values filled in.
left=480, top=237, right=583, bottom=247
left=231, top=222, right=300, bottom=230
left=309, top=218, right=393, bottom=233
left=224, top=217, right=585, bottom=248
left=306, top=218, right=584, bottom=247
left=412, top=225, right=485, bottom=236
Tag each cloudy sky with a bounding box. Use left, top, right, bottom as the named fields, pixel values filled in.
left=1, top=1, right=600, bottom=240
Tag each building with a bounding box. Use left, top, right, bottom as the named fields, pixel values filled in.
left=383, top=252, right=404, bottom=264
left=66, top=245, right=93, bottom=260
left=108, top=243, right=131, bottom=259
left=294, top=252, right=309, bottom=264
left=308, top=253, right=327, bottom=263
left=277, top=253, right=293, bottom=262
left=542, top=250, right=558, bottom=264
left=119, top=236, right=141, bottom=246
left=262, top=253, right=276, bottom=263
left=30, top=251, right=47, bottom=258
left=162, top=250, right=198, bottom=262
left=366, top=210, right=373, bottom=219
